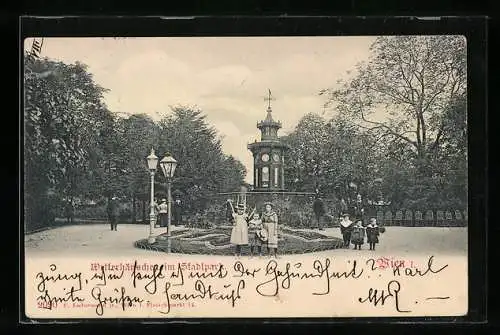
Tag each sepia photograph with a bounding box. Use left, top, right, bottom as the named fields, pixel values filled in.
left=23, top=34, right=468, bottom=319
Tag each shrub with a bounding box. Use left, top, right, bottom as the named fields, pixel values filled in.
left=73, top=205, right=108, bottom=219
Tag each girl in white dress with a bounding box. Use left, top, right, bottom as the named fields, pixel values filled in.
left=228, top=201, right=249, bottom=257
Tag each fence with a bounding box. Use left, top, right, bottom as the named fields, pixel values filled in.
left=375, top=209, right=467, bottom=227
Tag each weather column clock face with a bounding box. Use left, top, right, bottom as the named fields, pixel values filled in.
left=261, top=153, right=270, bottom=162
left=273, top=154, right=280, bottom=162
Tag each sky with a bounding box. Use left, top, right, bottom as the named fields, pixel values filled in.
left=25, top=36, right=376, bottom=183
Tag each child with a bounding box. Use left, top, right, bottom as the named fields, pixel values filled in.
left=339, top=213, right=353, bottom=248
left=228, top=201, right=249, bottom=257
left=366, top=218, right=380, bottom=250
left=262, top=202, right=279, bottom=258
left=248, top=211, right=263, bottom=257
left=351, top=220, right=366, bottom=250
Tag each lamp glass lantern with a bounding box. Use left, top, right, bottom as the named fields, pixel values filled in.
left=160, top=155, right=178, bottom=179
left=146, top=149, right=159, bottom=172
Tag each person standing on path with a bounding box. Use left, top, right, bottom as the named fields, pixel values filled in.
left=313, top=195, right=326, bottom=230
left=152, top=198, right=160, bottom=227
left=228, top=201, right=249, bottom=257
left=107, top=196, right=120, bottom=231
left=351, top=220, right=366, bottom=250
left=366, top=218, right=380, bottom=250
left=247, top=210, right=263, bottom=258
left=173, top=198, right=182, bottom=226
left=158, top=199, right=169, bottom=227
left=339, top=213, right=353, bottom=248
left=262, top=202, right=279, bottom=258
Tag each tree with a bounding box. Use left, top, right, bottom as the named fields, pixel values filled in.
left=24, top=54, right=110, bottom=229
left=157, top=106, right=246, bottom=213
left=283, top=113, right=330, bottom=192
left=322, top=36, right=467, bottom=209
left=120, top=114, right=160, bottom=222
left=326, top=36, right=466, bottom=172
left=283, top=113, right=379, bottom=204
left=219, top=155, right=247, bottom=193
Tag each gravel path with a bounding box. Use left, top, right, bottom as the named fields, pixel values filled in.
left=24, top=224, right=467, bottom=259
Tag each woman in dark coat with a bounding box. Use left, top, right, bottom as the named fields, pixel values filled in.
left=107, top=197, right=120, bottom=231
left=313, top=196, right=326, bottom=230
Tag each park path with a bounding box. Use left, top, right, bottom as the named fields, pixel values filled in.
left=24, top=224, right=467, bottom=259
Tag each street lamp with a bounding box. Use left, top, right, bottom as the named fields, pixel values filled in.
left=146, top=148, right=159, bottom=244
left=160, top=154, right=178, bottom=253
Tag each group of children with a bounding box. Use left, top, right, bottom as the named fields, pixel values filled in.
left=228, top=199, right=382, bottom=256
left=339, top=213, right=381, bottom=250
left=228, top=200, right=279, bottom=258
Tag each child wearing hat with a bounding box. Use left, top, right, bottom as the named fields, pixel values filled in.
left=247, top=209, right=264, bottom=257
left=366, top=218, right=380, bottom=250
left=351, top=220, right=366, bottom=250
left=228, top=201, right=249, bottom=257
left=262, top=202, right=279, bottom=258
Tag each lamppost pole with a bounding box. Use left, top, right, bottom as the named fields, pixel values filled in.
left=146, top=148, right=159, bottom=244
left=148, top=170, right=156, bottom=244
left=167, top=179, right=172, bottom=253
left=160, top=154, right=178, bottom=254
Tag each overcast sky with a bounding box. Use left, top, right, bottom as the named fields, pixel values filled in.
left=26, top=37, right=376, bottom=183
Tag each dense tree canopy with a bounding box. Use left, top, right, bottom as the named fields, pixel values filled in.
left=24, top=54, right=112, bottom=228
left=312, top=35, right=467, bottom=209
left=157, top=107, right=246, bottom=212
left=24, top=55, right=247, bottom=230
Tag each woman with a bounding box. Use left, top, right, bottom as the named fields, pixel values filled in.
left=262, top=202, right=279, bottom=258
left=158, top=199, right=169, bottom=227
left=339, top=213, right=353, bottom=248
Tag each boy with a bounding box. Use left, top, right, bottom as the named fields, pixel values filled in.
left=248, top=211, right=263, bottom=257
left=366, top=218, right=380, bottom=250
left=351, top=220, right=366, bottom=250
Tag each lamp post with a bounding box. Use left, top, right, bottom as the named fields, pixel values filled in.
left=146, top=148, right=159, bottom=244
left=160, top=154, right=178, bottom=253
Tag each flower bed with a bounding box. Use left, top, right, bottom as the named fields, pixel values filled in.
left=207, top=235, right=231, bottom=247
left=135, top=226, right=343, bottom=255
left=281, top=227, right=331, bottom=240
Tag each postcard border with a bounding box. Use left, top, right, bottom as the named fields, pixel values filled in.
left=18, top=15, right=488, bottom=325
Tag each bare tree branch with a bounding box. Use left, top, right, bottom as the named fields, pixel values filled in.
left=357, top=104, right=418, bottom=148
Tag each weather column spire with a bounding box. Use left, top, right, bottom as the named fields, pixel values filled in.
left=264, top=88, right=276, bottom=110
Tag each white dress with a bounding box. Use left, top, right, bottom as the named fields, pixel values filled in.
left=230, top=213, right=249, bottom=245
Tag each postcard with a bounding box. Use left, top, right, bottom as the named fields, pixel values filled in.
left=23, top=35, right=468, bottom=319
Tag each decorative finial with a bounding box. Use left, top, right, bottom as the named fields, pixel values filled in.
left=264, top=89, right=276, bottom=109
